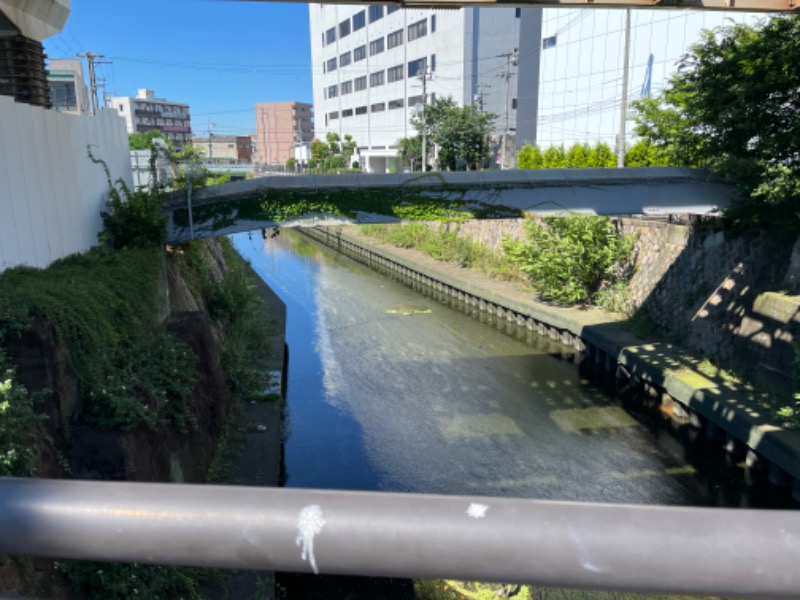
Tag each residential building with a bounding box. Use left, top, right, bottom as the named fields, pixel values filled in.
left=191, top=135, right=253, bottom=163
left=108, top=88, right=192, bottom=148
left=310, top=5, right=525, bottom=172
left=255, top=101, right=314, bottom=166
left=47, top=58, right=89, bottom=115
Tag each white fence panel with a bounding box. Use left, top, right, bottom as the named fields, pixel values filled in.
left=0, top=96, right=132, bottom=272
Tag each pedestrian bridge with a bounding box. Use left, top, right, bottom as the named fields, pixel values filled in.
left=165, top=167, right=734, bottom=242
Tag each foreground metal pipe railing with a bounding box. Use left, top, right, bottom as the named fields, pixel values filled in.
left=1, top=478, right=798, bottom=598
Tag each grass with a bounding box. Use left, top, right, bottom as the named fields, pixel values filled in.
left=359, top=222, right=525, bottom=282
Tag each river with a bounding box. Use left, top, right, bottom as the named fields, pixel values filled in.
left=231, top=229, right=791, bottom=598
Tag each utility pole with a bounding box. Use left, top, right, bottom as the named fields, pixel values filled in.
left=418, top=65, right=432, bottom=172
left=617, top=9, right=631, bottom=168
left=499, top=48, right=518, bottom=170
left=474, top=83, right=490, bottom=113
left=207, top=119, right=213, bottom=162
left=77, top=52, right=110, bottom=115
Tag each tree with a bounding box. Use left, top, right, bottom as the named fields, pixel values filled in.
left=129, top=130, right=172, bottom=152
left=631, top=15, right=800, bottom=229
left=410, top=97, right=496, bottom=170
left=396, top=136, right=422, bottom=171
left=517, top=143, right=543, bottom=170
left=308, top=134, right=358, bottom=170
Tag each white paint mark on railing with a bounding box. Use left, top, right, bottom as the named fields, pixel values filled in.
left=467, top=503, right=489, bottom=519
left=296, top=504, right=326, bottom=574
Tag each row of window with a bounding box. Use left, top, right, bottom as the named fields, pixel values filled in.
left=323, top=20, right=431, bottom=74
left=325, top=94, right=434, bottom=124
left=323, top=13, right=433, bottom=48
left=324, top=56, right=434, bottom=99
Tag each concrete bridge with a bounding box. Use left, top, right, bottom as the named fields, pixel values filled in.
left=165, top=166, right=734, bottom=242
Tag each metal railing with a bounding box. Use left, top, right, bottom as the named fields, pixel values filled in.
left=1, top=478, right=799, bottom=598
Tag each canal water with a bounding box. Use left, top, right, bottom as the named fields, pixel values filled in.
left=231, top=229, right=792, bottom=598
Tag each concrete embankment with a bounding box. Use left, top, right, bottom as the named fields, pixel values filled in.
left=299, top=225, right=800, bottom=502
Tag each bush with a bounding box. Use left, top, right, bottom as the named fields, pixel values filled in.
left=0, top=354, right=42, bottom=476
left=503, top=215, right=634, bottom=305
left=89, top=148, right=167, bottom=250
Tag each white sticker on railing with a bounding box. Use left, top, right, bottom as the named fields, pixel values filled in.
left=467, top=503, right=489, bottom=519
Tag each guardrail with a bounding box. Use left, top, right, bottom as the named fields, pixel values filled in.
left=1, top=478, right=798, bottom=598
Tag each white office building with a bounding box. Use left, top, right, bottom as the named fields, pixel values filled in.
left=311, top=5, right=762, bottom=172
left=310, top=5, right=527, bottom=173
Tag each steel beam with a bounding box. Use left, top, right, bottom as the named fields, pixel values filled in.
left=1, top=478, right=800, bottom=598
left=262, top=0, right=796, bottom=11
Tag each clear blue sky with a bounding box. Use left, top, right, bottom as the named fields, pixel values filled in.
left=44, top=1, right=313, bottom=136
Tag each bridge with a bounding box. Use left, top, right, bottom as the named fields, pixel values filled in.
left=165, top=166, right=734, bottom=242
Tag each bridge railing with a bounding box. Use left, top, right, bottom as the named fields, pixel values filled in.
left=0, top=478, right=797, bottom=598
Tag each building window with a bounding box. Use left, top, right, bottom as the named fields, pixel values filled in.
left=387, top=5, right=399, bottom=14
left=353, top=10, right=366, bottom=31
left=408, top=57, right=427, bottom=78
left=339, top=18, right=351, bottom=38
left=369, top=5, right=384, bottom=23
left=327, top=57, right=337, bottom=72
left=388, top=98, right=404, bottom=110
left=431, top=15, right=436, bottom=32
left=328, top=84, right=338, bottom=98
left=515, top=7, right=521, bottom=17
left=354, top=45, right=366, bottom=62
left=355, top=76, right=367, bottom=91
left=369, top=37, right=384, bottom=56
left=325, top=27, right=336, bottom=45
left=355, top=105, right=368, bottom=115
left=370, top=70, right=385, bottom=87
left=387, top=29, right=403, bottom=49
left=371, top=102, right=386, bottom=113
left=430, top=53, right=436, bottom=72
left=512, top=98, right=518, bottom=109
left=387, top=64, right=404, bottom=83
left=408, top=19, right=427, bottom=42
left=408, top=94, right=424, bottom=107
left=330, top=111, right=339, bottom=120
left=341, top=80, right=353, bottom=95
left=342, top=108, right=354, bottom=118
left=340, top=51, right=351, bottom=67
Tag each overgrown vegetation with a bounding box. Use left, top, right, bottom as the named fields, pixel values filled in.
left=55, top=560, right=224, bottom=600
left=0, top=349, right=42, bottom=476
left=503, top=215, right=635, bottom=306
left=0, top=249, right=198, bottom=433
left=360, top=222, right=522, bottom=280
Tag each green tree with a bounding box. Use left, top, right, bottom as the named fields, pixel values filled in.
left=587, top=142, right=616, bottom=168
left=631, top=15, right=800, bottom=229
left=396, top=136, right=423, bottom=171
left=541, top=145, right=566, bottom=169
left=565, top=143, right=590, bottom=168
left=517, top=143, right=543, bottom=169
left=342, top=134, right=358, bottom=166
left=411, top=97, right=496, bottom=170
left=625, top=139, right=670, bottom=167
left=309, top=138, right=330, bottom=168
left=129, top=130, right=173, bottom=152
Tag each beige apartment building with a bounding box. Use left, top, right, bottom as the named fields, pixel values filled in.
left=255, top=101, right=313, bottom=166
left=191, top=135, right=253, bottom=163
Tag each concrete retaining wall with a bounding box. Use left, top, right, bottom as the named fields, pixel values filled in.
left=0, top=96, right=132, bottom=272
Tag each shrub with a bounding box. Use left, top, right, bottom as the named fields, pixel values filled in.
left=89, top=148, right=167, bottom=250
left=503, top=215, right=634, bottom=305
left=0, top=353, right=42, bottom=476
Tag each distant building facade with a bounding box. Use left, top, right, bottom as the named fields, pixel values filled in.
left=47, top=58, right=89, bottom=115
left=309, top=5, right=525, bottom=173
left=109, top=88, right=192, bottom=148
left=255, top=101, right=314, bottom=166
left=191, top=135, right=253, bottom=163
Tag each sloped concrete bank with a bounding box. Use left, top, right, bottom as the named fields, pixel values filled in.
left=299, top=225, right=800, bottom=502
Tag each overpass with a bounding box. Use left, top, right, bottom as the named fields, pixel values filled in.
left=165, top=166, right=734, bottom=242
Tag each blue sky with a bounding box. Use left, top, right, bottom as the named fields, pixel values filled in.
left=44, top=1, right=314, bottom=136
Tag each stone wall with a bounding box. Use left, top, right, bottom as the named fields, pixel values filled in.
left=439, top=217, right=800, bottom=394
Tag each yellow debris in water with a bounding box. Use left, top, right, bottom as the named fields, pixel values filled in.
left=386, top=308, right=432, bottom=316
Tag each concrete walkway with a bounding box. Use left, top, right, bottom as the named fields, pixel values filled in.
left=315, top=225, right=800, bottom=500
